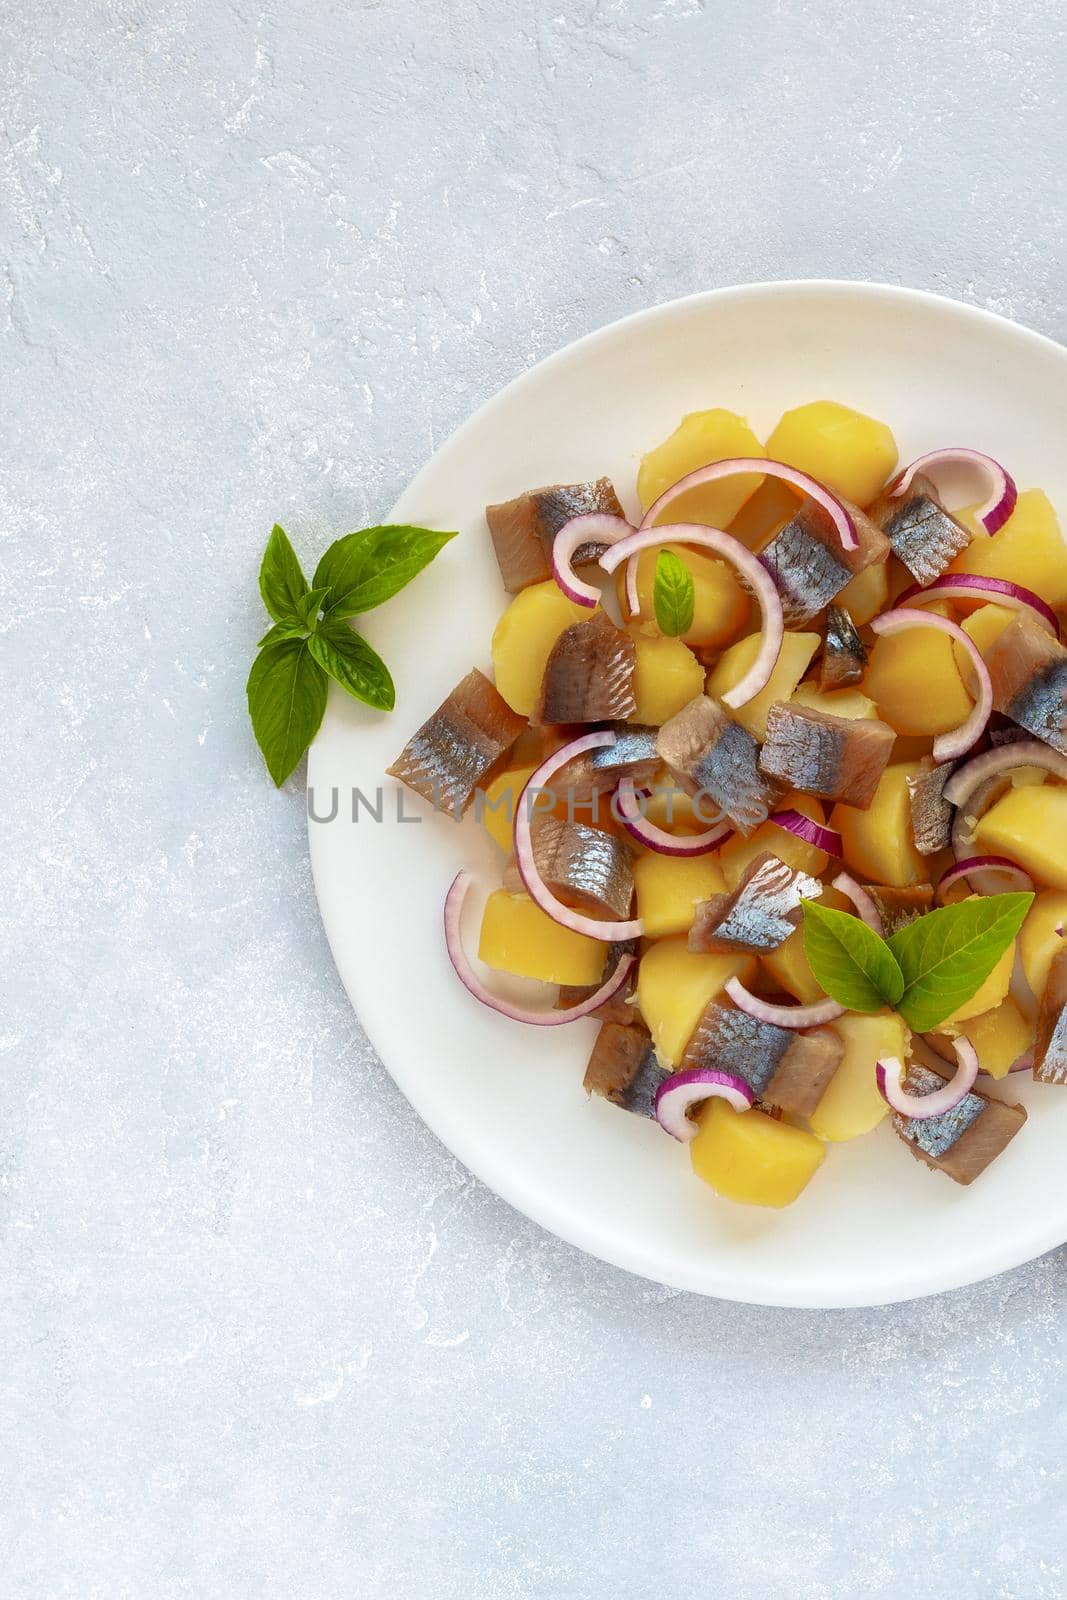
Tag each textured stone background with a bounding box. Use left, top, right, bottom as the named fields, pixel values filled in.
left=3, top=2, right=1066, bottom=1595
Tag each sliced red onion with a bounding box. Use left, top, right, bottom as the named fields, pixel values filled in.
left=936, top=855, right=1035, bottom=903
left=876, top=1038, right=979, bottom=1120
left=869, top=607, right=991, bottom=760
left=551, top=512, right=635, bottom=607
left=832, top=872, right=884, bottom=936
left=443, top=870, right=636, bottom=1024
left=600, top=521, right=784, bottom=709
left=638, top=456, right=858, bottom=550
left=725, top=975, right=844, bottom=1029
left=654, top=1068, right=755, bottom=1141
left=514, top=730, right=644, bottom=940
left=894, top=573, right=1058, bottom=636
left=889, top=448, right=1017, bottom=536
left=615, top=775, right=733, bottom=856
left=943, top=740, right=1067, bottom=810
left=770, top=808, right=843, bottom=858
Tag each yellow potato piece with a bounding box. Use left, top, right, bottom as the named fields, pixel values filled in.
left=478, top=890, right=607, bottom=986
left=720, top=791, right=829, bottom=889
left=706, top=629, right=820, bottom=741
left=941, top=938, right=1015, bottom=1028
left=949, top=489, right=1067, bottom=607
left=1020, top=890, right=1067, bottom=1001
left=638, top=409, right=766, bottom=528
left=618, top=543, right=748, bottom=649
left=477, top=765, right=538, bottom=852
left=760, top=927, right=824, bottom=1005
left=831, top=762, right=928, bottom=887
left=765, top=400, right=899, bottom=508
left=629, top=634, right=706, bottom=725
left=951, top=998, right=1034, bottom=1080
left=636, top=938, right=754, bottom=1065
left=633, top=852, right=727, bottom=938
left=641, top=770, right=711, bottom=833
left=791, top=683, right=877, bottom=720
left=491, top=581, right=588, bottom=716
left=866, top=615, right=974, bottom=737
left=974, top=785, right=1067, bottom=892
left=810, top=1011, right=909, bottom=1142
left=690, top=1099, right=825, bottom=1208
left=728, top=477, right=802, bottom=550
left=836, top=560, right=889, bottom=627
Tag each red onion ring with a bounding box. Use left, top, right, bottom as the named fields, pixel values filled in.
left=654, top=1068, right=755, bottom=1141
left=444, top=871, right=636, bottom=1025
left=943, top=741, right=1067, bottom=810
left=600, top=522, right=784, bottom=709
left=770, top=808, right=843, bottom=858
left=894, top=573, right=1058, bottom=636
left=869, top=607, right=991, bottom=760
left=638, top=456, right=858, bottom=550
left=551, top=512, right=635, bottom=607
left=724, top=975, right=844, bottom=1029
left=889, top=448, right=1017, bottom=536
left=876, top=1038, right=979, bottom=1120
left=514, top=730, right=644, bottom=940
left=615, top=776, right=733, bottom=856
left=936, top=855, right=1035, bottom=903
left=832, top=872, right=884, bottom=936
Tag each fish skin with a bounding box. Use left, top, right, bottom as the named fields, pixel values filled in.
left=892, top=1057, right=1027, bottom=1182
left=759, top=702, right=894, bottom=809
left=388, top=668, right=525, bottom=813
left=657, top=694, right=778, bottom=836
left=528, top=814, right=634, bottom=920
left=558, top=939, right=639, bottom=1024
left=760, top=499, right=889, bottom=626
left=533, top=609, right=637, bottom=726
left=1034, top=943, right=1067, bottom=1084
left=820, top=605, right=868, bottom=691
left=688, top=851, right=823, bottom=954
left=906, top=759, right=955, bottom=855
left=986, top=613, right=1067, bottom=754
left=486, top=477, right=625, bottom=592
left=583, top=1021, right=669, bottom=1117
left=869, top=473, right=972, bottom=584
left=866, top=884, right=934, bottom=937
left=680, top=1003, right=843, bottom=1117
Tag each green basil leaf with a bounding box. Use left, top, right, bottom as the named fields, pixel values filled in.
left=299, top=586, right=331, bottom=629
left=801, top=900, right=904, bottom=1013
left=318, top=525, right=458, bottom=617
left=653, top=549, right=695, bottom=637
left=888, top=892, right=1034, bottom=1033
left=258, top=620, right=307, bottom=648
left=308, top=621, right=395, bottom=711
left=246, top=639, right=328, bottom=787
left=259, top=524, right=310, bottom=624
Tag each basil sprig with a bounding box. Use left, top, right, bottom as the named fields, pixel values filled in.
left=653, top=549, right=696, bottom=637
left=801, top=892, right=1033, bottom=1031
left=247, top=522, right=457, bottom=786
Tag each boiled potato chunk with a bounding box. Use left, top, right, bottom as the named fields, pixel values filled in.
left=720, top=790, right=829, bottom=889
left=941, top=935, right=1015, bottom=1028
left=642, top=772, right=712, bottom=833
left=810, top=1011, right=909, bottom=1141
left=1020, top=890, right=1067, bottom=1001
left=765, top=400, right=898, bottom=508
left=960, top=602, right=1016, bottom=658
left=633, top=852, right=727, bottom=938
left=761, top=927, right=824, bottom=1005
left=491, top=581, right=587, bottom=716
left=629, top=634, right=706, bottom=724
left=618, top=543, right=748, bottom=649
left=831, top=762, right=927, bottom=887
left=953, top=998, right=1034, bottom=1080
left=478, top=890, right=606, bottom=986
left=836, top=560, right=889, bottom=626
left=866, top=615, right=973, bottom=737
left=690, top=1099, right=825, bottom=1208
left=728, top=477, right=802, bottom=549
left=791, top=683, right=878, bottom=720
left=638, top=409, right=766, bottom=528
left=973, top=785, right=1067, bottom=891
left=949, top=489, right=1067, bottom=607
left=706, top=629, right=820, bottom=741
left=478, top=764, right=538, bottom=852
left=637, top=938, right=754, bottom=1065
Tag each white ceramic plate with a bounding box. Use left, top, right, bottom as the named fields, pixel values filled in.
left=308, top=281, right=1067, bottom=1307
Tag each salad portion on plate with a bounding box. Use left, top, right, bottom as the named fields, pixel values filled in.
left=387, top=398, right=1067, bottom=1212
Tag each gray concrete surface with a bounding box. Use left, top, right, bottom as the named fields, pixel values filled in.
left=2, top=2, right=1065, bottom=1595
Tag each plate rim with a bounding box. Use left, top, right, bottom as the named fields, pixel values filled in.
left=308, top=279, right=1067, bottom=1308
